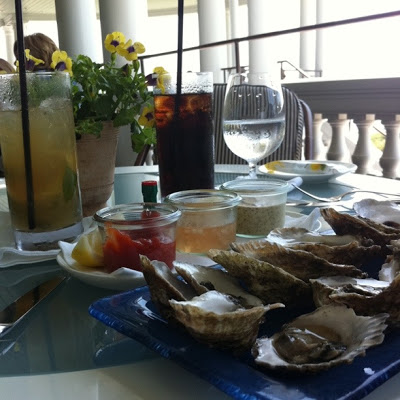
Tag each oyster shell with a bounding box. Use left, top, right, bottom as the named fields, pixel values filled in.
left=231, top=240, right=367, bottom=282
left=169, top=290, right=284, bottom=353
left=287, top=241, right=381, bottom=268
left=310, top=276, right=389, bottom=308
left=140, top=255, right=197, bottom=322
left=267, top=227, right=365, bottom=246
left=208, top=249, right=312, bottom=308
left=320, top=207, right=400, bottom=254
left=253, top=304, right=388, bottom=373
left=173, top=261, right=263, bottom=308
left=354, top=199, right=400, bottom=228
left=329, top=274, right=400, bottom=327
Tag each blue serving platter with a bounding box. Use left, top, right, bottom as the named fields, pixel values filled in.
left=89, top=285, right=400, bottom=400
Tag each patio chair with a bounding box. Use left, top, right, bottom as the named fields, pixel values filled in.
left=213, top=83, right=313, bottom=165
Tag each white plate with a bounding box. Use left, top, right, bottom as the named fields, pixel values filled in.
left=57, top=210, right=321, bottom=288
left=259, top=160, right=357, bottom=183
left=57, top=241, right=146, bottom=291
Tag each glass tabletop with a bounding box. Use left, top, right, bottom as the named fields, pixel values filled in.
left=0, top=166, right=400, bottom=378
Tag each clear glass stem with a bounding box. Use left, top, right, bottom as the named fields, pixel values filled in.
left=248, top=162, right=257, bottom=179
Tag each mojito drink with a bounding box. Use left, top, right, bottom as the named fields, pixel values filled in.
left=0, top=72, right=83, bottom=250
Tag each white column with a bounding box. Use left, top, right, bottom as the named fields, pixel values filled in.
left=352, top=114, right=376, bottom=175
left=247, top=0, right=271, bottom=73
left=327, top=114, right=351, bottom=161
left=227, top=0, right=240, bottom=78
left=380, top=115, right=400, bottom=179
left=300, top=0, right=316, bottom=77
left=315, top=0, right=325, bottom=77
left=55, top=0, right=101, bottom=61
left=99, top=0, right=148, bottom=65
left=198, top=0, right=227, bottom=83
left=4, top=24, right=16, bottom=64
left=98, top=0, right=149, bottom=167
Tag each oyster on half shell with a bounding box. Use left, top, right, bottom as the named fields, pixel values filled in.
left=173, top=261, right=263, bottom=308
left=140, top=255, right=197, bottom=322
left=231, top=240, right=367, bottom=282
left=169, top=290, right=284, bottom=353
left=380, top=239, right=400, bottom=282
left=310, top=276, right=389, bottom=308
left=253, top=304, right=388, bottom=373
left=311, top=274, right=400, bottom=327
left=208, top=249, right=312, bottom=308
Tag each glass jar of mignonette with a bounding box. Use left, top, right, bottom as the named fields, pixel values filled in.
left=220, top=179, right=290, bottom=238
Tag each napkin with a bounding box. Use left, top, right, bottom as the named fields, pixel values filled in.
left=0, top=212, right=94, bottom=268
left=284, top=207, right=322, bottom=231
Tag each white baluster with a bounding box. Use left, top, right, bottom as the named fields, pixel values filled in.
left=312, top=113, right=327, bottom=159
left=352, top=114, right=375, bottom=175
left=327, top=113, right=350, bottom=161
left=380, top=115, right=400, bottom=179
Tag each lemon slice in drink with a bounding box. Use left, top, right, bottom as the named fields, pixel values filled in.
left=71, top=228, right=104, bottom=267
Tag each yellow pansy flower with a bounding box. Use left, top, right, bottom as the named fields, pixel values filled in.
left=138, top=106, right=155, bottom=128
left=117, top=40, right=145, bottom=61
left=104, top=32, right=126, bottom=54
left=50, top=50, right=73, bottom=76
left=153, top=66, right=168, bottom=94
left=25, top=49, right=44, bottom=71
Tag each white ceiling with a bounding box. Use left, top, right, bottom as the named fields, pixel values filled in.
left=0, top=0, right=200, bottom=26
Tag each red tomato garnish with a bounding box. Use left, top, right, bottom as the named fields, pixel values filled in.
left=103, top=227, right=176, bottom=273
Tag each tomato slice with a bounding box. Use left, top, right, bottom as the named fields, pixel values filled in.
left=102, top=227, right=176, bottom=273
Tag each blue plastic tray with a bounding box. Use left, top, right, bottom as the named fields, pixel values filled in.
left=89, top=286, right=400, bottom=400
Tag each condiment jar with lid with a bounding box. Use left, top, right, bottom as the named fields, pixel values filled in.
left=220, top=179, right=290, bottom=238
left=164, top=189, right=241, bottom=254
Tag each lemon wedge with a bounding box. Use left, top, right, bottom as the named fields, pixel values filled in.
left=71, top=228, right=104, bottom=267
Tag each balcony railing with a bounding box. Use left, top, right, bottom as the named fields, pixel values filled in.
left=285, top=77, right=400, bottom=179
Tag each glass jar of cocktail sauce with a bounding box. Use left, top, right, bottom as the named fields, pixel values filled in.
left=165, top=189, right=241, bottom=254
left=94, top=203, right=181, bottom=272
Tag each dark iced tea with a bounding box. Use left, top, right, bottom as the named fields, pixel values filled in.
left=154, top=92, right=215, bottom=197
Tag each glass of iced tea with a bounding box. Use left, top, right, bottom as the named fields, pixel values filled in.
left=153, top=72, right=215, bottom=198
left=0, top=72, right=83, bottom=250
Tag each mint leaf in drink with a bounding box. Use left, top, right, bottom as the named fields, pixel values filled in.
left=63, top=166, right=77, bottom=201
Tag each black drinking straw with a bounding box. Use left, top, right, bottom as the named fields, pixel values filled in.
left=175, top=0, right=184, bottom=115
left=14, top=0, right=35, bottom=229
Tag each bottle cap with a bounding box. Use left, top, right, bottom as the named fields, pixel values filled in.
left=142, top=180, right=158, bottom=203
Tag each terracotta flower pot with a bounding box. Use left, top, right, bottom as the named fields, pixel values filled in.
left=76, top=122, right=119, bottom=217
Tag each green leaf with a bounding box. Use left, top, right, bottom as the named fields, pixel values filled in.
left=63, top=166, right=77, bottom=201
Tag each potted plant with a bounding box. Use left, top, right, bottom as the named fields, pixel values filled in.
left=51, top=31, right=157, bottom=215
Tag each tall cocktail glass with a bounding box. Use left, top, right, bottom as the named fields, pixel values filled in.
left=0, top=72, right=83, bottom=250
left=154, top=72, right=215, bottom=198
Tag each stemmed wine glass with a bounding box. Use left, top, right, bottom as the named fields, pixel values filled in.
left=222, top=71, right=285, bottom=178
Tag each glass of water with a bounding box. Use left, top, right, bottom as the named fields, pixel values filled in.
left=222, top=71, right=285, bottom=178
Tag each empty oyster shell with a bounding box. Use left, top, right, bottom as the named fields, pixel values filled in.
left=231, top=240, right=367, bottom=282
left=354, top=199, right=400, bottom=228
left=310, top=276, right=389, bottom=308
left=320, top=208, right=400, bottom=254
left=173, top=261, right=263, bottom=308
left=253, top=304, right=388, bottom=373
left=140, top=255, right=197, bottom=322
left=169, top=290, right=284, bottom=353
left=208, top=249, right=312, bottom=308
